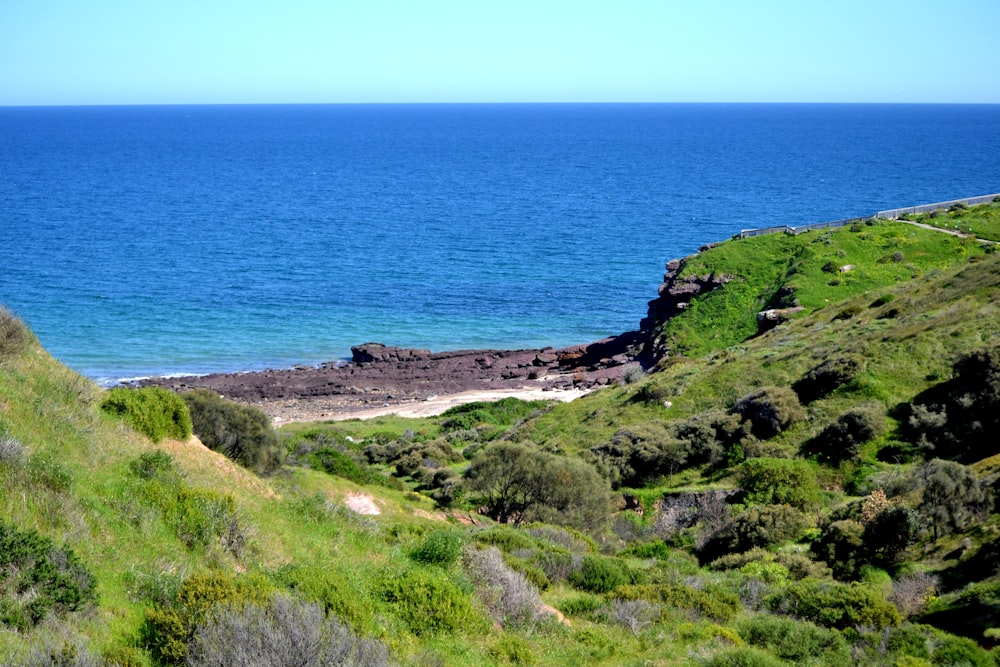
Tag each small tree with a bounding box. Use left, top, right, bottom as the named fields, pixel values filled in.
left=914, top=459, right=990, bottom=540
left=464, top=442, right=613, bottom=531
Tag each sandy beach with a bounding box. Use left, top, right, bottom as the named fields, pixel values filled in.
left=268, top=385, right=597, bottom=423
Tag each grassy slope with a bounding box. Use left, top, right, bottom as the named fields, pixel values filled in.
left=2, top=217, right=999, bottom=665
left=900, top=200, right=1000, bottom=241
left=525, top=221, right=995, bottom=455
left=0, top=326, right=707, bottom=665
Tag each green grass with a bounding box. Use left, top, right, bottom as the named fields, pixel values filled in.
left=3, top=215, right=1000, bottom=665
left=655, top=220, right=987, bottom=359
left=900, top=200, right=1000, bottom=241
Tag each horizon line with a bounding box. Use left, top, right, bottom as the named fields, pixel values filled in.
left=3, top=100, right=1000, bottom=109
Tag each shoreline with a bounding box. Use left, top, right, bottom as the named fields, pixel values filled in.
left=140, top=335, right=646, bottom=424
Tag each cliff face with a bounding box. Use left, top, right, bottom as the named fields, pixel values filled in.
left=638, top=251, right=732, bottom=364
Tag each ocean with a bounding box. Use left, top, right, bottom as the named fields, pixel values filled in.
left=1, top=104, right=998, bottom=384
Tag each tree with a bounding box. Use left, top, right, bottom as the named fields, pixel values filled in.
left=463, top=442, right=613, bottom=530
left=914, top=459, right=990, bottom=540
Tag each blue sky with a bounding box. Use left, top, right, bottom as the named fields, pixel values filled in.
left=2, top=0, right=998, bottom=105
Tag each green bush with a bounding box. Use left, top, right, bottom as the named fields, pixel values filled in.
left=591, top=423, right=690, bottom=487
left=727, top=504, right=811, bottom=552
left=766, top=580, right=901, bottom=630
left=567, top=555, right=632, bottom=594
left=899, top=344, right=1000, bottom=462
left=803, top=403, right=886, bottom=463
left=440, top=397, right=549, bottom=434
left=705, top=646, right=786, bottom=667
left=409, top=530, right=463, bottom=567
left=616, top=583, right=740, bottom=623
left=556, top=593, right=603, bottom=617
left=731, top=386, right=805, bottom=439
left=738, top=458, right=819, bottom=510
left=378, top=568, right=477, bottom=635
left=464, top=442, right=614, bottom=530
left=931, top=633, right=993, bottom=667
left=0, top=522, right=96, bottom=630
left=130, top=449, right=176, bottom=479
left=793, top=355, right=865, bottom=403
left=736, top=614, right=851, bottom=667
left=140, top=571, right=274, bottom=665
left=182, top=389, right=282, bottom=475
left=473, top=526, right=537, bottom=553
left=269, top=565, right=373, bottom=632
left=811, top=519, right=866, bottom=580
left=101, top=387, right=193, bottom=443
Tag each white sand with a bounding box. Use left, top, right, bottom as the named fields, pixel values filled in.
left=325, top=386, right=595, bottom=421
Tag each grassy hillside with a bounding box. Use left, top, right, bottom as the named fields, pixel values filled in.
left=2, top=216, right=1000, bottom=666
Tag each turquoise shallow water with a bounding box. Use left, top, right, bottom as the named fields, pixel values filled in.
left=1, top=103, right=999, bottom=384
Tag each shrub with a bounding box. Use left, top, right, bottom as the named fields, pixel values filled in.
left=567, top=555, right=631, bottom=594
left=130, top=449, right=176, bottom=479
left=766, top=580, right=901, bottom=630
left=0, top=522, right=97, bottom=630
left=704, top=647, right=785, bottom=667
left=591, top=423, right=690, bottom=487
left=101, top=387, right=193, bottom=443
left=488, top=635, right=537, bottom=666
left=736, top=614, right=850, bottom=667
left=890, top=573, right=938, bottom=617
left=473, top=526, right=536, bottom=553
left=913, top=459, right=990, bottom=540
left=182, top=389, right=282, bottom=475
left=186, top=593, right=391, bottom=667
left=410, top=530, right=463, bottom=568
left=556, top=593, right=602, bottom=617
left=464, top=442, right=614, bottom=530
left=803, top=403, right=886, bottom=463
left=269, top=565, right=374, bottom=632
left=140, top=571, right=274, bottom=665
left=463, top=546, right=543, bottom=628
left=622, top=363, right=646, bottom=385
left=864, top=505, right=921, bottom=565
left=616, top=583, right=740, bottom=623
left=793, top=355, right=865, bottom=404
left=600, top=599, right=660, bottom=635
left=811, top=519, right=865, bottom=580
left=731, top=387, right=805, bottom=439
left=898, top=344, right=1000, bottom=462
left=738, top=458, right=819, bottom=510
left=378, top=568, right=476, bottom=635
left=931, top=633, right=993, bottom=667
left=0, top=433, right=26, bottom=467
left=727, top=504, right=811, bottom=552
left=0, top=306, right=33, bottom=359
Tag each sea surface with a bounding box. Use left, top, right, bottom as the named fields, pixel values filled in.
left=1, top=104, right=999, bottom=384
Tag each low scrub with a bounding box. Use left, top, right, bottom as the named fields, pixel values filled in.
left=187, top=593, right=391, bottom=667
left=101, top=386, right=193, bottom=443
left=182, top=389, right=282, bottom=475
left=0, top=306, right=33, bottom=360
left=463, top=546, right=543, bottom=628
left=0, top=522, right=96, bottom=630
left=377, top=567, right=478, bottom=636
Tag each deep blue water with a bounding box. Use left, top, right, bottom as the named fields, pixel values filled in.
left=1, top=104, right=998, bottom=384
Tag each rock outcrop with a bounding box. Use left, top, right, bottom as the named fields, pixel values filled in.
left=637, top=256, right=732, bottom=363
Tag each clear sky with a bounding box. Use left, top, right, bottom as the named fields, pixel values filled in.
left=2, top=0, right=998, bottom=105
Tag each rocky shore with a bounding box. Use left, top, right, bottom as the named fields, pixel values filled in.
left=141, top=334, right=646, bottom=422
left=140, top=246, right=739, bottom=422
